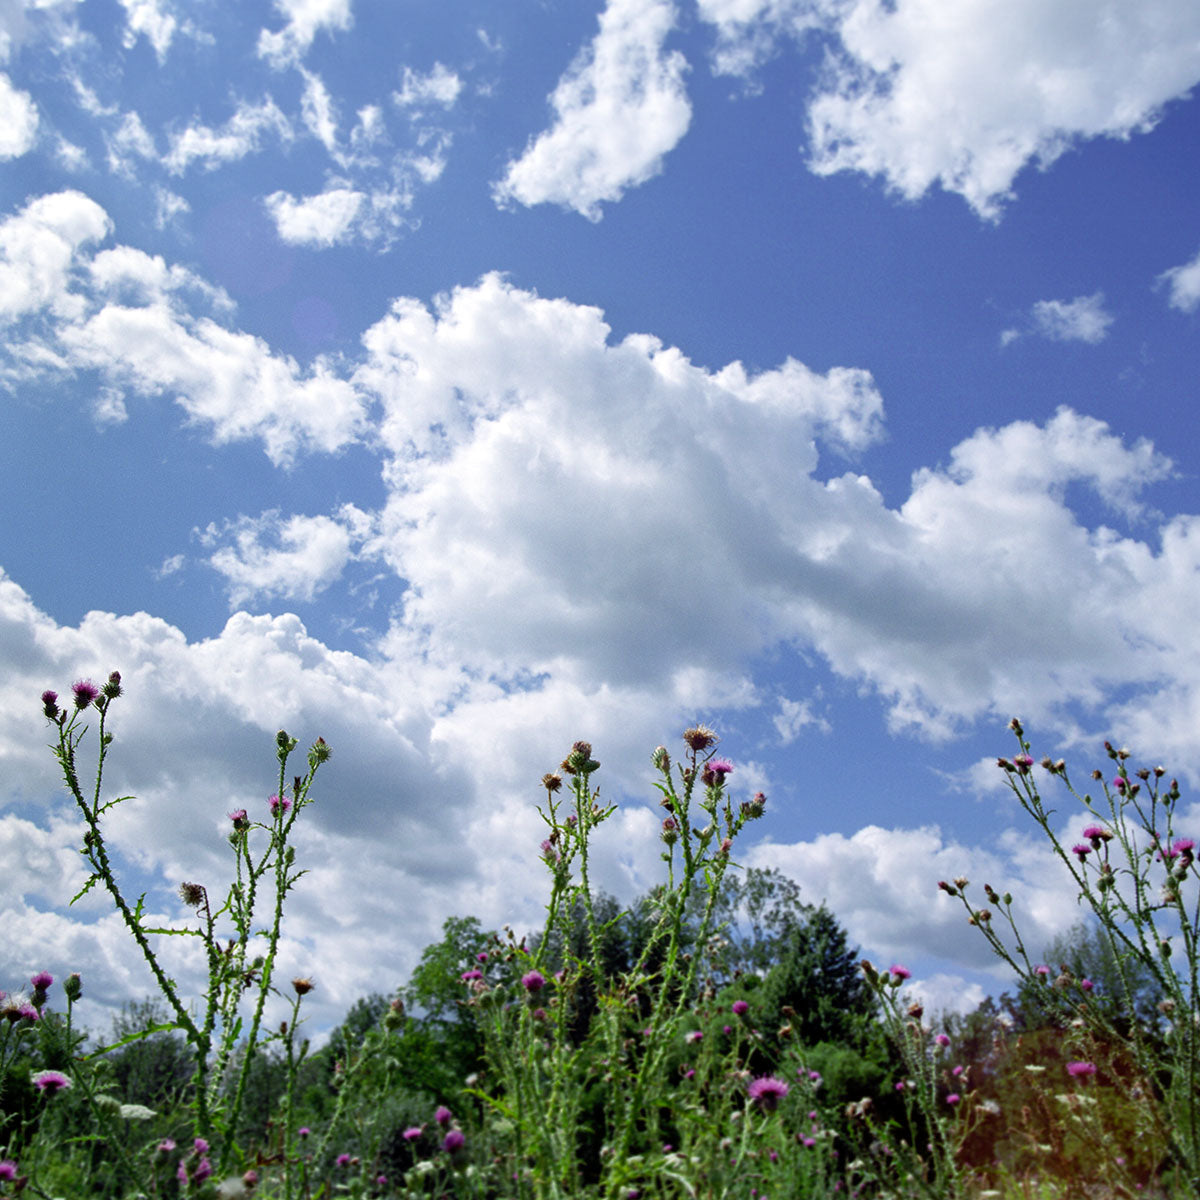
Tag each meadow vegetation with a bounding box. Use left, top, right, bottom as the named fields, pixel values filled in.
left=1, top=679, right=1197, bottom=1199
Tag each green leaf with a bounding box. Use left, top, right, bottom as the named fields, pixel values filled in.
left=88, top=1022, right=179, bottom=1058
left=70, top=873, right=102, bottom=906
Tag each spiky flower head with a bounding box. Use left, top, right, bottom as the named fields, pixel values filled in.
left=521, top=970, right=546, bottom=993
left=269, top=794, right=291, bottom=817
left=32, top=1070, right=72, bottom=1095
left=63, top=973, right=82, bottom=1001
left=442, top=1129, right=466, bottom=1154
left=179, top=882, right=205, bottom=907
left=41, top=690, right=59, bottom=718
left=541, top=772, right=562, bottom=793
left=30, top=972, right=53, bottom=992
left=682, top=725, right=717, bottom=752
left=291, top=977, right=314, bottom=996
left=1066, top=1061, right=1096, bottom=1077
left=102, top=671, right=122, bottom=699
left=434, top=1105, right=452, bottom=1126
left=732, top=999, right=749, bottom=1016
left=72, top=680, right=99, bottom=710
left=747, top=1075, right=790, bottom=1111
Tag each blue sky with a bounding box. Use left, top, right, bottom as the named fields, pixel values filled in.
left=3, top=0, right=1200, bottom=1032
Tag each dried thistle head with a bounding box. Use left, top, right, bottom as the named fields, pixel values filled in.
left=682, top=725, right=718, bottom=752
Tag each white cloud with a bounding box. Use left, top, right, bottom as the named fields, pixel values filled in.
left=1158, top=246, right=1200, bottom=313
left=299, top=67, right=339, bottom=153
left=394, top=63, right=462, bottom=111
left=0, top=71, right=38, bottom=158
left=1002, top=292, right=1114, bottom=346
left=802, top=0, right=1200, bottom=218
left=201, top=508, right=363, bottom=607
left=0, top=190, right=110, bottom=324
left=257, top=0, right=352, bottom=69
left=165, top=99, right=292, bottom=174
left=264, top=186, right=364, bottom=247
left=493, top=0, right=692, bottom=220
left=117, top=0, right=176, bottom=60
left=152, top=186, right=189, bottom=229
left=697, top=0, right=831, bottom=79
left=91, top=386, right=128, bottom=426
left=0, top=191, right=367, bottom=465
left=773, top=693, right=830, bottom=742
left=105, top=110, right=157, bottom=176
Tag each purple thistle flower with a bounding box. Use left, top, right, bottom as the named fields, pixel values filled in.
left=336, top=1153, right=351, bottom=1167
left=41, top=690, right=58, bottom=717
left=157, top=1139, right=176, bottom=1153
left=228, top=809, right=249, bottom=830
left=460, top=969, right=483, bottom=981
left=1066, top=1061, right=1097, bottom=1077
left=442, top=1128, right=466, bottom=1153
left=1173, top=838, right=1195, bottom=858
left=521, top=970, right=546, bottom=993
left=748, top=1075, right=790, bottom=1111
left=890, top=965, right=911, bottom=981
left=476, top=952, right=488, bottom=962
left=946, top=1093, right=961, bottom=1105
left=32, top=1070, right=71, bottom=1094
left=72, top=680, right=99, bottom=710
left=17, top=1003, right=39, bottom=1022
left=1112, top=776, right=1127, bottom=793
left=1035, top=964, right=1050, bottom=976
left=1082, top=824, right=1110, bottom=843
left=0, top=1160, right=17, bottom=1182
left=434, top=1105, right=452, bottom=1126
left=297, top=1127, right=310, bottom=1138
left=709, top=759, right=733, bottom=776
left=269, top=794, right=291, bottom=817
left=1071, top=843, right=1091, bottom=860
left=30, top=972, right=53, bottom=991
left=935, top=1033, right=950, bottom=1047
left=1080, top=978, right=1095, bottom=992
left=193, top=1158, right=212, bottom=1184
left=193, top=1138, right=209, bottom=1155
left=177, top=1163, right=189, bottom=1184
left=402, top=1126, right=422, bottom=1142
left=685, top=1030, right=703, bottom=1043
left=732, top=999, right=749, bottom=1016
left=723, top=1024, right=732, bottom=1034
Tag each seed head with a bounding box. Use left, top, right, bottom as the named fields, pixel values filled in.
left=179, top=882, right=205, bottom=907
left=682, top=725, right=718, bottom=752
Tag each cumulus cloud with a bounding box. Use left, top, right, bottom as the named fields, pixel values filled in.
left=0, top=191, right=368, bottom=465
left=493, top=0, right=692, bottom=219
left=0, top=72, right=37, bottom=158
left=697, top=0, right=831, bottom=79
left=1002, top=292, right=1115, bottom=345
left=1158, top=246, right=1200, bottom=313
left=803, top=0, right=1200, bottom=218
left=257, top=0, right=352, bottom=69
left=264, top=186, right=364, bottom=247
left=201, top=507, right=367, bottom=607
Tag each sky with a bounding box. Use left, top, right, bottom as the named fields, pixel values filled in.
left=2, top=0, right=1200, bottom=1037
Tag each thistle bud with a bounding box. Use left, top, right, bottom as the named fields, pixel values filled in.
left=652, top=746, right=670, bottom=771
left=63, top=973, right=82, bottom=1001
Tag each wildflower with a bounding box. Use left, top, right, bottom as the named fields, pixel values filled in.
left=802, top=1137, right=816, bottom=1148
left=41, top=690, right=58, bottom=718
left=723, top=1024, right=732, bottom=1034
left=32, top=1070, right=71, bottom=1094
left=0, top=1160, right=17, bottom=1181
left=72, top=679, right=99, bottom=709
left=1082, top=824, right=1111, bottom=844
left=297, top=1127, right=310, bottom=1138
left=1071, top=843, right=1091, bottom=860
left=1080, top=978, right=1094, bottom=992
left=890, top=965, right=911, bottom=981
left=336, top=1154, right=352, bottom=1167
left=685, top=1030, right=703, bottom=1043
left=461, top=969, right=483, bottom=982
left=1112, top=776, right=1127, bottom=793
left=732, top=999, right=749, bottom=1016
left=541, top=772, right=562, bottom=793
left=521, top=970, right=546, bottom=993
left=477, top=951, right=488, bottom=962
left=946, top=1093, right=961, bottom=1105
left=63, top=972, right=81, bottom=1001
left=1173, top=838, right=1195, bottom=861
left=746, top=791, right=766, bottom=817
left=434, top=1105, right=452, bottom=1126
left=292, top=976, right=314, bottom=995
left=1066, top=1061, right=1097, bottom=1077
left=540, top=838, right=560, bottom=865
left=243, top=1169, right=259, bottom=1188
left=376, top=1176, right=387, bottom=1187
left=935, top=1034, right=950, bottom=1047
left=682, top=725, right=718, bottom=751
left=179, top=882, right=205, bottom=907
left=30, top=971, right=52, bottom=992
left=402, top=1126, right=422, bottom=1141
left=710, top=759, right=733, bottom=776
left=157, top=1139, right=176, bottom=1153
left=1013, top=755, right=1033, bottom=773
left=661, top=817, right=679, bottom=845
left=229, top=809, right=249, bottom=830
left=269, top=794, right=291, bottom=817
left=193, top=1138, right=209, bottom=1155
left=748, top=1076, right=790, bottom=1111
left=442, top=1129, right=466, bottom=1153
left=1034, top=964, right=1050, bottom=977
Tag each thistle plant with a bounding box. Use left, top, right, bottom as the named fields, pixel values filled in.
left=38, top=675, right=331, bottom=1190
left=944, top=720, right=1200, bottom=1197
